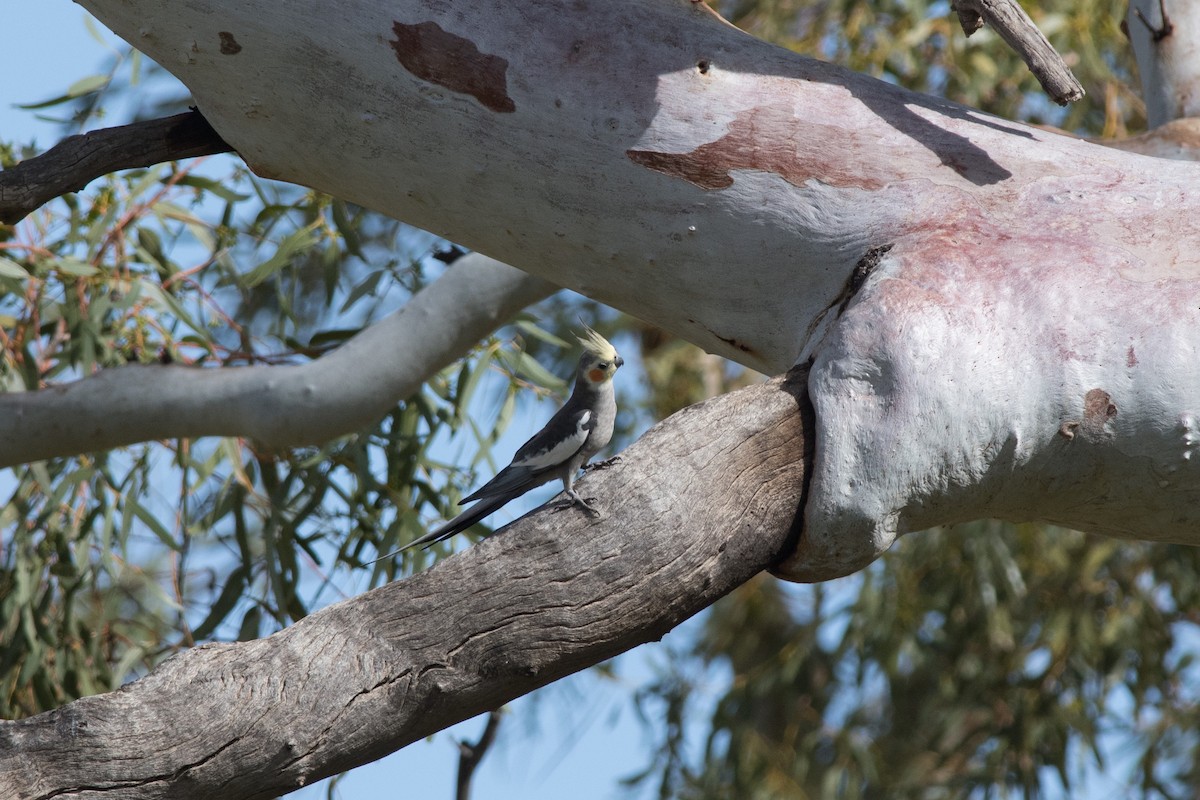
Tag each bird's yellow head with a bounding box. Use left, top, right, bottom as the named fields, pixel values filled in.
left=577, top=326, right=623, bottom=385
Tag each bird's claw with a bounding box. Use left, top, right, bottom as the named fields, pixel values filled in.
left=555, top=489, right=602, bottom=518
left=575, top=496, right=602, bottom=518
left=582, top=456, right=621, bottom=472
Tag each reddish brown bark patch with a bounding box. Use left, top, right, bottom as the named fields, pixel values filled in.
left=218, top=32, right=242, bottom=55
left=627, top=107, right=887, bottom=192
left=390, top=21, right=515, bottom=113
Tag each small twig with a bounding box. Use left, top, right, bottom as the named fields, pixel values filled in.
left=95, top=156, right=206, bottom=267
left=455, top=710, right=504, bottom=800
left=1133, top=0, right=1174, bottom=42
left=0, top=109, right=233, bottom=225
left=951, top=0, right=1085, bottom=105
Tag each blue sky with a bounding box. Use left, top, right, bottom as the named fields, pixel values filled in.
left=1, top=4, right=696, bottom=799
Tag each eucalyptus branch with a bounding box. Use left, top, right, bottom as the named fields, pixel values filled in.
left=0, top=254, right=556, bottom=467
left=0, top=110, right=233, bottom=225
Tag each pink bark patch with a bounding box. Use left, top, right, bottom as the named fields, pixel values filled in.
left=390, top=21, right=515, bottom=113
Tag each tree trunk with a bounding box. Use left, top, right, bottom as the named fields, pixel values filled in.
left=0, top=369, right=812, bottom=800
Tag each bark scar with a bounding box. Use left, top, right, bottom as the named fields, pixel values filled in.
left=689, top=319, right=755, bottom=354
left=390, top=21, right=516, bottom=113
left=218, top=32, right=242, bottom=55
left=802, top=244, right=894, bottom=346
left=835, top=244, right=893, bottom=316
left=1132, top=0, right=1174, bottom=42
left=1081, top=388, right=1117, bottom=436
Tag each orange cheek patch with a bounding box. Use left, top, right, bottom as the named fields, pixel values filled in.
left=588, top=368, right=606, bottom=382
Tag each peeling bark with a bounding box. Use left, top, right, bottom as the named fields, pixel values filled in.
left=389, top=21, right=516, bottom=113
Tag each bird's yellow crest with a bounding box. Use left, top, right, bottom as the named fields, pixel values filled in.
left=576, top=326, right=619, bottom=363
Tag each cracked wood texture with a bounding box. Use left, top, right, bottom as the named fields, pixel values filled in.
left=0, top=369, right=812, bottom=800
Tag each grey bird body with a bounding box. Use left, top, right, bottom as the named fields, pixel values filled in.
left=368, top=329, right=622, bottom=560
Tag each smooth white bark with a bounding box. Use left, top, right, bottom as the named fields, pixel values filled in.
left=0, top=255, right=554, bottom=467
left=69, top=0, right=1200, bottom=578
left=792, top=184, right=1200, bottom=579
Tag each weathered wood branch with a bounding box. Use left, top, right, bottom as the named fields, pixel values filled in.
left=0, top=253, right=554, bottom=467
left=952, top=0, right=1084, bottom=104
left=0, top=368, right=813, bottom=800
left=0, top=110, right=232, bottom=225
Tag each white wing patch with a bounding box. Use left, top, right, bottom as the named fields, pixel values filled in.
left=514, top=410, right=591, bottom=469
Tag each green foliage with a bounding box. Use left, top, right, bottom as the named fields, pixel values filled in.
left=0, top=450, right=177, bottom=716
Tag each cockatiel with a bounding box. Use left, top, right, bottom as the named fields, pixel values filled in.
left=371, top=327, right=623, bottom=559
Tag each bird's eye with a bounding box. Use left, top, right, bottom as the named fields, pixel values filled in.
left=598, top=362, right=608, bottom=369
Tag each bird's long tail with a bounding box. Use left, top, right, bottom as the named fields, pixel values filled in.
left=363, top=492, right=515, bottom=565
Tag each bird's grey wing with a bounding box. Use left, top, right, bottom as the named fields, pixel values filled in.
left=461, top=408, right=593, bottom=504
left=511, top=406, right=594, bottom=467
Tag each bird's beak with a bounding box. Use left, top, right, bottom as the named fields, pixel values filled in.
left=615, top=355, right=625, bottom=369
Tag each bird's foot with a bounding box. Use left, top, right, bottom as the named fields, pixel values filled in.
left=582, top=455, right=621, bottom=473
left=552, top=501, right=600, bottom=518
left=562, top=489, right=602, bottom=518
